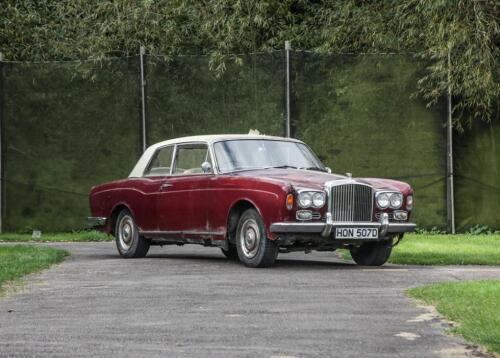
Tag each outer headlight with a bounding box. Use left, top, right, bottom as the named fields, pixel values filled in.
left=376, top=192, right=390, bottom=209
left=298, top=192, right=313, bottom=208
left=312, top=192, right=326, bottom=208
left=389, top=193, right=403, bottom=209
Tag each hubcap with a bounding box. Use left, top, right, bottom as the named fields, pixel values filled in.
left=240, top=219, right=260, bottom=258
left=118, top=215, right=135, bottom=250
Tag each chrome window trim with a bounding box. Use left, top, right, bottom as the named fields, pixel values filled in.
left=211, top=138, right=325, bottom=175
left=142, top=144, right=175, bottom=177
left=141, top=140, right=219, bottom=177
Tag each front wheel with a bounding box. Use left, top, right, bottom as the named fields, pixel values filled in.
left=349, top=240, right=392, bottom=266
left=221, top=243, right=238, bottom=260
left=115, top=209, right=150, bottom=258
left=236, top=209, right=278, bottom=268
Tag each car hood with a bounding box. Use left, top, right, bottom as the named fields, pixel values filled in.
left=235, top=168, right=412, bottom=194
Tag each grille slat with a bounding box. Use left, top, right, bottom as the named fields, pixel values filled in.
left=330, top=184, right=373, bottom=222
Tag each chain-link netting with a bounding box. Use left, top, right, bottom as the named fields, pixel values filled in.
left=3, top=58, right=142, bottom=231
left=146, top=52, right=284, bottom=143
left=455, top=118, right=500, bottom=230
left=0, top=52, right=497, bottom=232
left=291, top=52, right=447, bottom=229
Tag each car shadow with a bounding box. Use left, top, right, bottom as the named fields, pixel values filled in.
left=98, top=252, right=407, bottom=270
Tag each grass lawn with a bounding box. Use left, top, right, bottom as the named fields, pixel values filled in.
left=408, top=280, right=500, bottom=354
left=0, top=245, right=68, bottom=293
left=0, top=230, right=111, bottom=242
left=389, top=234, right=500, bottom=265
left=342, top=233, right=500, bottom=265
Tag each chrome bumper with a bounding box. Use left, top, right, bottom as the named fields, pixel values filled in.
left=86, top=216, right=107, bottom=227
left=270, top=213, right=416, bottom=238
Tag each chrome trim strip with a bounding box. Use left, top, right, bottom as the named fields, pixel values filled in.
left=386, top=223, right=416, bottom=233
left=86, top=216, right=107, bottom=227
left=270, top=221, right=416, bottom=235
left=139, top=230, right=225, bottom=236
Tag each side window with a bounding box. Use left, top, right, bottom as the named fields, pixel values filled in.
left=144, top=146, right=174, bottom=176
left=173, top=144, right=211, bottom=175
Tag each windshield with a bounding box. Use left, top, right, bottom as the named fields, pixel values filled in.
left=213, top=139, right=326, bottom=173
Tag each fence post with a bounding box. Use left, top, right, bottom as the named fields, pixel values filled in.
left=285, top=41, right=291, bottom=138
left=140, top=46, right=147, bottom=152
left=0, top=52, right=4, bottom=233
left=446, top=49, right=456, bottom=234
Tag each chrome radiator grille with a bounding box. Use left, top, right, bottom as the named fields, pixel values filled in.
left=330, top=184, right=373, bottom=222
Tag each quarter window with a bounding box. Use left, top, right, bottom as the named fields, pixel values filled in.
left=144, top=146, right=174, bottom=176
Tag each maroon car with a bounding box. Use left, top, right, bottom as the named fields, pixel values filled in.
left=87, top=134, right=415, bottom=267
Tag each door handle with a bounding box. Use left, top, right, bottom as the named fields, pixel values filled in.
left=160, top=182, right=172, bottom=191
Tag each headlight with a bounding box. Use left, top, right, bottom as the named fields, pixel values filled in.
left=312, top=192, right=326, bottom=208
left=376, top=191, right=404, bottom=209
left=376, top=192, right=390, bottom=209
left=297, top=190, right=325, bottom=208
left=406, top=195, right=413, bottom=210
left=389, top=193, right=403, bottom=209
left=298, top=192, right=312, bottom=208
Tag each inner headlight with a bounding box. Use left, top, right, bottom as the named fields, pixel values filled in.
left=298, top=192, right=313, bottom=208
left=312, top=192, right=326, bottom=208
left=376, top=192, right=390, bottom=209
left=389, top=193, right=403, bottom=209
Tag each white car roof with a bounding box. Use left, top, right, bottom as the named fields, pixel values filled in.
left=128, top=134, right=303, bottom=177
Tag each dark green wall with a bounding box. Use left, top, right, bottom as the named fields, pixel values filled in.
left=455, top=118, right=500, bottom=230
left=1, top=53, right=496, bottom=231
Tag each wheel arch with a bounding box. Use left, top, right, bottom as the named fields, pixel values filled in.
left=226, top=199, right=262, bottom=244
left=109, top=203, right=134, bottom=235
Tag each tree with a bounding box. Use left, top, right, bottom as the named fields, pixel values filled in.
left=0, top=0, right=498, bottom=128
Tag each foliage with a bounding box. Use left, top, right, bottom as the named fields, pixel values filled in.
left=0, top=231, right=110, bottom=242
left=408, top=280, right=500, bottom=354
left=0, top=0, right=498, bottom=128
left=0, top=245, right=68, bottom=293
left=465, top=224, right=500, bottom=235
left=414, top=227, right=448, bottom=235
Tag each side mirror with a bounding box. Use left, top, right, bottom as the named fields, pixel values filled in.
left=201, top=161, right=212, bottom=173
left=325, top=167, right=332, bottom=174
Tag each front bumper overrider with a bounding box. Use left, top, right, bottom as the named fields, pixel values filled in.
left=270, top=212, right=416, bottom=238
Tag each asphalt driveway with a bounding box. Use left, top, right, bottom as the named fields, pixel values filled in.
left=0, top=242, right=499, bottom=357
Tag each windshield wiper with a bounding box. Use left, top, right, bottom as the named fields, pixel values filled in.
left=303, top=166, right=328, bottom=172
left=266, top=165, right=300, bottom=170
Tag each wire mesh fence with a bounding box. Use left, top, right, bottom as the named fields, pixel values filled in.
left=0, top=50, right=497, bottom=232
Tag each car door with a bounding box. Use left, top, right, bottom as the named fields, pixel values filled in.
left=157, top=142, right=213, bottom=235
left=134, top=144, right=176, bottom=232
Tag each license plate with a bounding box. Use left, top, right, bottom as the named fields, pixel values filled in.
left=335, top=227, right=379, bottom=239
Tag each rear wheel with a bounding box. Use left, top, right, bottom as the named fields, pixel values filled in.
left=115, top=209, right=150, bottom=258
left=349, top=239, right=392, bottom=266
left=236, top=209, right=278, bottom=268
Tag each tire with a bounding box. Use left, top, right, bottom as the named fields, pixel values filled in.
left=114, top=209, right=150, bottom=258
left=236, top=208, right=278, bottom=268
left=221, top=243, right=238, bottom=260
left=349, top=239, right=392, bottom=266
